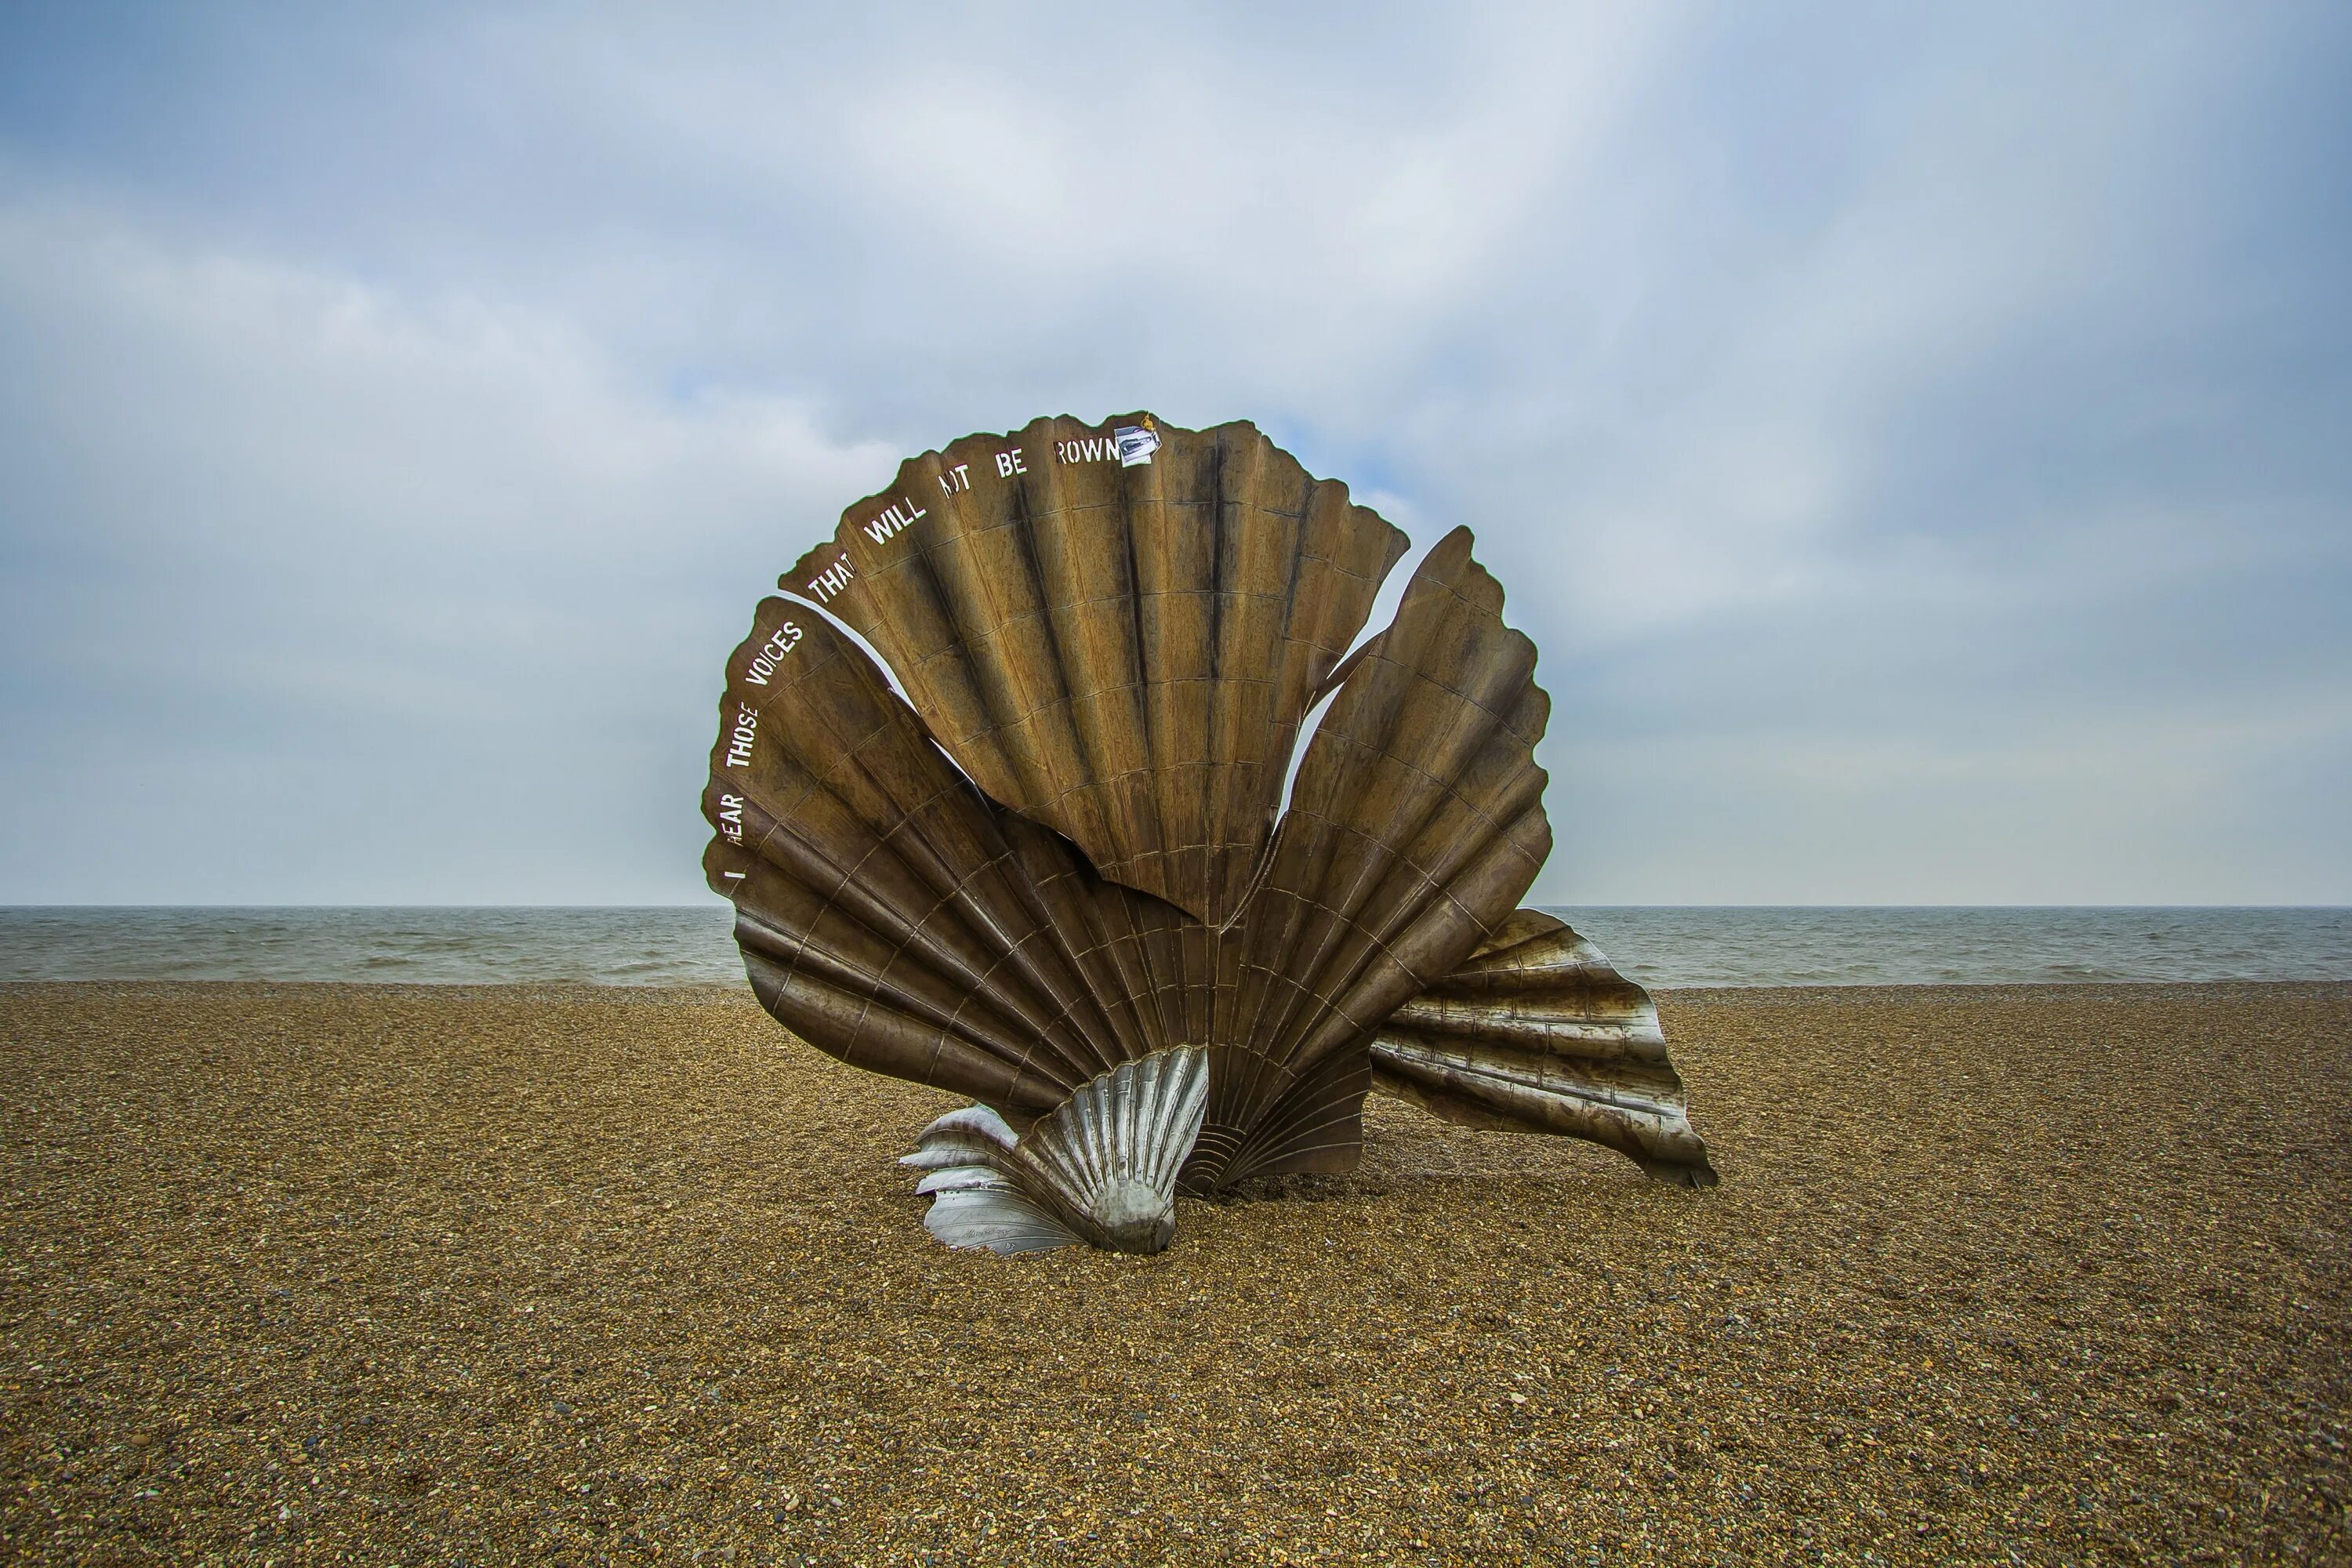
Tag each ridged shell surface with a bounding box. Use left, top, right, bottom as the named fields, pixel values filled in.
left=1018, top=1047, right=1209, bottom=1251
left=705, top=444, right=1555, bottom=1189
left=781, top=415, right=1408, bottom=929
left=1368, top=910, right=1717, bottom=1185
left=899, top=1105, right=1083, bottom=1255
left=901, top=1049, right=1210, bottom=1254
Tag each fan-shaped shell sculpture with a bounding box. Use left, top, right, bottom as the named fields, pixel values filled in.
left=704, top=415, right=1715, bottom=1254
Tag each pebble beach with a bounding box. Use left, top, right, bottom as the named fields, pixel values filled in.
left=2, top=981, right=2345, bottom=1564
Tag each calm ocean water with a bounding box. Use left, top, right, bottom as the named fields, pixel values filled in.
left=1, top=906, right=2347, bottom=989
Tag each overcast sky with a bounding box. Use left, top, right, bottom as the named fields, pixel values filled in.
left=2, top=3, right=2347, bottom=906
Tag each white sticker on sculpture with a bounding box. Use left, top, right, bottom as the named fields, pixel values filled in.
left=1114, top=424, right=1161, bottom=466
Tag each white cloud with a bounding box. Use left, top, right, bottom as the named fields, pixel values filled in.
left=0, top=181, right=892, bottom=901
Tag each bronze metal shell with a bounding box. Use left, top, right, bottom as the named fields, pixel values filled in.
left=1368, top=910, right=1719, bottom=1187
left=779, top=416, right=1406, bottom=930
left=705, top=415, right=1712, bottom=1207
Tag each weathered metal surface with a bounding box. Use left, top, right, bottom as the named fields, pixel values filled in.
left=702, top=414, right=1713, bottom=1249
left=780, top=416, right=1407, bottom=930
left=1368, top=910, right=1718, bottom=1186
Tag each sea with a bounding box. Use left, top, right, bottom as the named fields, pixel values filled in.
left=1, top=906, right=2347, bottom=990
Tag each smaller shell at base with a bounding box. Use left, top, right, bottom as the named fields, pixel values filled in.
left=900, top=1047, right=1210, bottom=1255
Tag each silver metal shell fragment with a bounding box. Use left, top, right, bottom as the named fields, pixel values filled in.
left=901, top=1047, right=1211, bottom=1254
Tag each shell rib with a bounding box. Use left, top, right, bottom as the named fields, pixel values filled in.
left=902, top=1048, right=1210, bottom=1254
left=702, top=607, right=1214, bottom=1116
left=1185, top=525, right=1554, bottom=1186
left=1368, top=910, right=1718, bottom=1186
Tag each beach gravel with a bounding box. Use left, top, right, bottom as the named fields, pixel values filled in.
left=1, top=980, right=2346, bottom=1564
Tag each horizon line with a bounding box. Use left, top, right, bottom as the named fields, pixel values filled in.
left=4, top=902, right=2348, bottom=913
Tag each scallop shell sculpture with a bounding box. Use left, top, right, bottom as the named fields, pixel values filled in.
left=703, top=415, right=1715, bottom=1254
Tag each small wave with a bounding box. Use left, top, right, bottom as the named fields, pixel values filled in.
left=2, top=906, right=2347, bottom=988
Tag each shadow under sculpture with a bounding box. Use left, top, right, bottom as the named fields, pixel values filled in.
left=702, top=415, right=1715, bottom=1255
